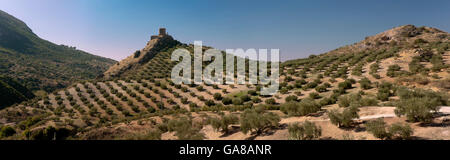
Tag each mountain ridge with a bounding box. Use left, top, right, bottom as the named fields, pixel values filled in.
left=0, top=10, right=117, bottom=92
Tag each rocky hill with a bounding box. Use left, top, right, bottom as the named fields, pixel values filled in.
left=104, top=31, right=180, bottom=79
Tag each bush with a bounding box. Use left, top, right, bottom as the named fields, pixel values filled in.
left=388, top=123, right=413, bottom=140
left=0, top=126, right=16, bottom=138
left=24, top=126, right=72, bottom=140
left=251, top=97, right=262, bottom=103
left=213, top=93, right=222, bottom=100
left=394, top=88, right=446, bottom=123
left=222, top=97, right=233, bottom=105
left=288, top=121, right=321, bottom=140
left=196, top=86, right=204, bottom=91
left=365, top=118, right=391, bottom=139
left=207, top=114, right=238, bottom=133
left=328, top=106, right=359, bottom=128
left=315, top=85, right=327, bottom=93
left=265, top=98, right=276, bottom=105
left=309, top=92, right=321, bottom=99
left=232, top=98, right=243, bottom=105
left=285, top=95, right=298, bottom=102
left=189, top=103, right=198, bottom=109
left=167, top=117, right=205, bottom=140
left=281, top=98, right=321, bottom=116
left=240, top=108, right=280, bottom=135
left=359, top=77, right=372, bottom=90
left=240, top=94, right=251, bottom=102
left=147, top=107, right=156, bottom=113
left=338, top=81, right=352, bottom=90
left=181, top=97, right=189, bottom=104
left=359, top=97, right=379, bottom=106
left=338, top=94, right=361, bottom=108
left=247, top=90, right=257, bottom=96
left=280, top=88, right=289, bottom=94
left=366, top=118, right=413, bottom=140
left=395, top=97, right=438, bottom=123
left=387, top=64, right=402, bottom=77
left=377, top=82, right=393, bottom=101
left=205, top=100, right=216, bottom=106
left=305, top=82, right=318, bottom=89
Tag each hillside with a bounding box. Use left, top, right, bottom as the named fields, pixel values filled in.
left=0, top=10, right=117, bottom=92
left=0, top=25, right=449, bottom=140
left=0, top=76, right=34, bottom=109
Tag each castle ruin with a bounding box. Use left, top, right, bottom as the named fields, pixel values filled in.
left=151, top=28, right=168, bottom=40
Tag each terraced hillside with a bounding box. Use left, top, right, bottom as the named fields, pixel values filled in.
left=0, top=25, right=449, bottom=140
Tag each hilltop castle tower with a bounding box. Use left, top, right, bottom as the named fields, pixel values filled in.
left=151, top=28, right=168, bottom=40
left=159, top=28, right=166, bottom=36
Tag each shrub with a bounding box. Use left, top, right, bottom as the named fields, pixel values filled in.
left=147, top=107, right=156, bottom=113
left=388, top=123, right=413, bottom=140
left=222, top=97, right=233, bottom=105
left=359, top=97, right=379, bottom=106
left=157, top=102, right=165, bottom=110
left=232, top=98, right=243, bottom=105
left=359, top=77, right=372, bottom=90
left=285, top=95, right=298, bottom=102
left=281, top=98, right=321, bottom=116
left=365, top=118, right=391, bottom=139
left=167, top=117, right=205, bottom=140
left=377, top=82, right=393, bottom=101
left=0, top=126, right=16, bottom=138
left=309, top=92, right=320, bottom=99
left=251, top=97, right=262, bottom=103
left=338, top=94, right=361, bottom=108
left=395, top=97, right=438, bottom=123
left=240, top=108, right=280, bottom=135
left=196, top=86, right=204, bottom=91
left=207, top=114, right=238, bottom=133
left=278, top=87, right=287, bottom=94
left=213, top=93, right=223, bottom=100
left=328, top=106, right=359, bottom=128
left=366, top=118, right=413, bottom=140
left=305, top=82, right=318, bottom=89
left=247, top=90, right=257, bottom=96
left=265, top=98, right=276, bottom=105
left=338, top=81, right=352, bottom=90
left=24, top=126, right=72, bottom=140
left=189, top=103, right=198, bottom=109
left=387, top=64, right=402, bottom=77
left=394, top=88, right=447, bottom=123
left=315, top=85, right=327, bottom=93
left=240, top=94, right=251, bottom=102
left=205, top=100, right=216, bottom=106
left=284, top=76, right=294, bottom=82
left=288, top=121, right=321, bottom=140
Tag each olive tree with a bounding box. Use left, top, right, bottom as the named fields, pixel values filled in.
left=207, top=114, right=239, bottom=134
left=288, top=121, right=322, bottom=140
left=240, top=107, right=280, bottom=135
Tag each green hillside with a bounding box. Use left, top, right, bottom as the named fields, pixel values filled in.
left=0, top=10, right=117, bottom=92
left=0, top=76, right=34, bottom=109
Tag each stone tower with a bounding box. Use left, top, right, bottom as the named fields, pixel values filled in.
left=159, top=28, right=167, bottom=36
left=151, top=28, right=168, bottom=40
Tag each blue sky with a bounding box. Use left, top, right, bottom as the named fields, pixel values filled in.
left=0, top=0, right=449, bottom=61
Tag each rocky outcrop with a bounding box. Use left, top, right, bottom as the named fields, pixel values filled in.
left=103, top=34, right=180, bottom=79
